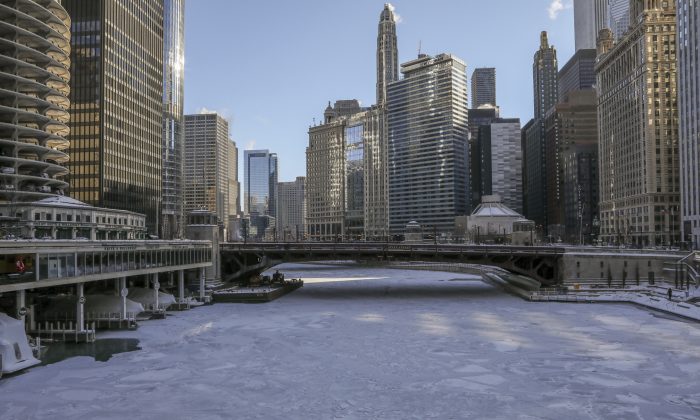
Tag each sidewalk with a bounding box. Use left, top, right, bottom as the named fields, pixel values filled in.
left=529, top=287, right=700, bottom=322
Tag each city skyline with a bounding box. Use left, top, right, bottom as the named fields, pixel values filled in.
left=184, top=1, right=576, bottom=182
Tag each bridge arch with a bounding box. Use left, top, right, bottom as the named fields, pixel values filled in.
left=220, top=243, right=563, bottom=286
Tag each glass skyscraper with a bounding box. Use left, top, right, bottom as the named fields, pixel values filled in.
left=63, top=0, right=164, bottom=234
left=387, top=53, right=469, bottom=234
left=161, top=0, right=185, bottom=239
left=244, top=150, right=278, bottom=217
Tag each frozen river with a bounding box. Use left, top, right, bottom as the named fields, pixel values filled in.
left=2, top=263, right=700, bottom=419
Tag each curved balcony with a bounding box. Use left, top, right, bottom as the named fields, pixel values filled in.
left=0, top=0, right=70, bottom=202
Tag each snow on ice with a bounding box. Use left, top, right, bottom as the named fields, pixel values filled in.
left=1, top=263, right=700, bottom=419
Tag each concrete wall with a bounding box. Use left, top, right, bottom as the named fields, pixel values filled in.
left=560, top=251, right=684, bottom=286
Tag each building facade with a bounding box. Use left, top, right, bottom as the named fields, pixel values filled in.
left=244, top=149, right=278, bottom=240
left=471, top=68, right=496, bottom=108
left=596, top=0, right=679, bottom=246
left=228, top=140, right=240, bottom=217
left=608, top=0, right=631, bottom=40
left=468, top=106, right=500, bottom=210
left=183, top=113, right=231, bottom=231
left=558, top=48, right=596, bottom=103
left=63, top=0, right=164, bottom=234
left=161, top=0, right=185, bottom=239
left=277, top=177, right=306, bottom=241
left=678, top=0, right=700, bottom=248
left=475, top=119, right=523, bottom=214
left=0, top=1, right=71, bottom=202
left=523, top=32, right=558, bottom=232
left=387, top=54, right=469, bottom=235
left=376, top=3, right=398, bottom=107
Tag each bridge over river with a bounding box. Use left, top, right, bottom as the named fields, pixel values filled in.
left=220, top=243, right=694, bottom=288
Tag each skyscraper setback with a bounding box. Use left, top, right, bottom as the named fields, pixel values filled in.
left=161, top=0, right=186, bottom=239
left=63, top=0, right=164, bottom=234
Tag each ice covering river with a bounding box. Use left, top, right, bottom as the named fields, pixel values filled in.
left=2, top=263, right=700, bottom=419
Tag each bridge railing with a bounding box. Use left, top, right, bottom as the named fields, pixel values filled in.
left=221, top=242, right=566, bottom=256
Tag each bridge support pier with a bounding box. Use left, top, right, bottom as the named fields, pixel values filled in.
left=152, top=274, right=160, bottom=310
left=199, top=267, right=206, bottom=300
left=76, top=283, right=85, bottom=332
left=119, top=277, right=128, bottom=320
left=15, top=289, right=25, bottom=322
left=178, top=270, right=185, bottom=303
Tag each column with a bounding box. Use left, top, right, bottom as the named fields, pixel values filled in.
left=199, top=267, right=206, bottom=300
left=16, top=289, right=26, bottom=322
left=119, top=277, right=128, bottom=320
left=152, top=273, right=160, bottom=310
left=76, top=283, right=85, bottom=332
left=178, top=270, right=185, bottom=303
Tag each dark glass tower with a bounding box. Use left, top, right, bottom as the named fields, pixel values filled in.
left=63, top=0, right=164, bottom=234
left=161, top=0, right=185, bottom=239
left=523, top=31, right=558, bottom=232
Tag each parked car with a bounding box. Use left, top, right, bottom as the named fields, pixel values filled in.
left=0, top=167, right=14, bottom=174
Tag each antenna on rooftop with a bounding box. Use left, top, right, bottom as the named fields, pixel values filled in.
left=417, top=40, right=422, bottom=57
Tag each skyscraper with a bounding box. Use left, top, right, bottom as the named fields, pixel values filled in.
left=471, top=68, right=496, bottom=108
left=608, top=0, right=630, bottom=40
left=387, top=54, right=469, bottom=234
left=277, top=177, right=306, bottom=241
left=475, top=119, right=523, bottom=214
left=0, top=1, right=71, bottom=202
left=678, top=0, right=699, bottom=247
left=161, top=0, right=185, bottom=239
left=228, top=140, right=240, bottom=217
left=533, top=32, right=559, bottom=121
left=596, top=0, right=678, bottom=246
left=244, top=149, right=278, bottom=240
left=558, top=48, right=596, bottom=103
left=376, top=3, right=398, bottom=107
left=523, top=32, right=558, bottom=231
left=468, top=105, right=500, bottom=209
left=183, top=113, right=231, bottom=230
left=574, top=0, right=595, bottom=51
left=63, top=0, right=164, bottom=234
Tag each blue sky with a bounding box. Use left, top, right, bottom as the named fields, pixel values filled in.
left=184, top=0, right=576, bottom=182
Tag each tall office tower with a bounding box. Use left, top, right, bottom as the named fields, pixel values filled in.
left=558, top=49, right=596, bottom=102
left=244, top=149, right=278, bottom=240
left=183, top=113, right=231, bottom=230
left=228, top=140, right=240, bottom=216
left=387, top=54, right=469, bottom=234
left=0, top=1, right=71, bottom=202
left=161, top=0, right=185, bottom=239
left=468, top=105, right=500, bottom=209
left=63, top=1, right=164, bottom=234
left=277, top=177, right=306, bottom=241
left=475, top=119, right=523, bottom=214
left=559, top=91, right=599, bottom=244
left=471, top=68, right=496, bottom=108
left=608, top=0, right=630, bottom=40
left=523, top=32, right=558, bottom=231
left=533, top=32, right=559, bottom=120
left=678, top=0, right=700, bottom=247
left=574, top=0, right=596, bottom=51
left=596, top=0, right=678, bottom=247
left=307, top=100, right=383, bottom=241
left=376, top=3, right=398, bottom=107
